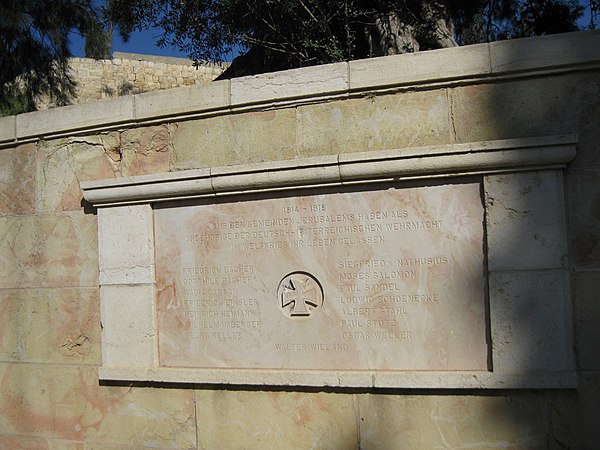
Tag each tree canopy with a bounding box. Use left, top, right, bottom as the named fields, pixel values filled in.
left=0, top=0, right=109, bottom=115
left=106, top=0, right=589, bottom=78
left=0, top=0, right=595, bottom=115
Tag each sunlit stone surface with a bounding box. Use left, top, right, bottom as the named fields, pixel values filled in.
left=155, top=182, right=488, bottom=371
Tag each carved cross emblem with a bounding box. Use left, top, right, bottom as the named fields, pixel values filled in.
left=278, top=272, right=324, bottom=319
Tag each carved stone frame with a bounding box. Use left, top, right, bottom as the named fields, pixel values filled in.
left=82, top=135, right=577, bottom=388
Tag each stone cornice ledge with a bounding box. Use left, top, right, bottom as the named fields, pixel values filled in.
left=99, top=367, right=577, bottom=389
left=82, top=135, right=577, bottom=207
left=1, top=31, right=599, bottom=146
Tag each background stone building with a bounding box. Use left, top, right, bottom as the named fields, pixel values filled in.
left=37, top=52, right=226, bottom=110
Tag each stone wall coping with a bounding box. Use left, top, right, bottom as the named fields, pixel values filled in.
left=111, top=51, right=228, bottom=68
left=2, top=30, right=598, bottom=145
left=81, top=134, right=577, bottom=206
left=0, top=115, right=15, bottom=142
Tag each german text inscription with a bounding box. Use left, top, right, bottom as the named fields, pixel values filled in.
left=154, top=183, right=488, bottom=370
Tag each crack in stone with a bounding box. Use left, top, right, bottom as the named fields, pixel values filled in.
left=58, top=334, right=91, bottom=356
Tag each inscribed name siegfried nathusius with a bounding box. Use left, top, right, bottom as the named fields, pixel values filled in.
left=154, top=182, right=488, bottom=371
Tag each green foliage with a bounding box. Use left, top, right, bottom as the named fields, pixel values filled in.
left=106, top=0, right=587, bottom=78
left=85, top=21, right=113, bottom=59
left=0, top=0, right=102, bottom=115
left=0, top=86, right=34, bottom=117
left=457, top=0, right=584, bottom=44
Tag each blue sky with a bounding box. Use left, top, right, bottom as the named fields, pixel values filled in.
left=69, top=27, right=242, bottom=62
left=70, top=28, right=194, bottom=60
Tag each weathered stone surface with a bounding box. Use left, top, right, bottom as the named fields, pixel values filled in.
left=359, top=393, right=547, bottom=448
left=0, top=288, right=100, bottom=364
left=0, top=435, right=85, bottom=449
left=37, top=136, right=118, bottom=212
left=489, top=269, right=573, bottom=373
left=0, top=363, right=195, bottom=447
left=130, top=76, right=229, bottom=120
left=566, top=73, right=600, bottom=169
left=451, top=79, right=558, bottom=143
left=572, top=270, right=600, bottom=370
left=209, top=154, right=339, bottom=192
left=195, top=390, right=357, bottom=449
left=0, top=213, right=98, bottom=289
left=453, top=72, right=600, bottom=170
left=0, top=144, right=36, bottom=215
left=171, top=109, right=296, bottom=169
left=547, top=372, right=600, bottom=449
left=490, top=30, right=600, bottom=74
left=484, top=171, right=567, bottom=271
left=100, top=284, right=155, bottom=367
left=98, top=204, right=154, bottom=285
left=450, top=73, right=600, bottom=146
left=119, top=125, right=171, bottom=177
left=36, top=55, right=224, bottom=111
left=155, top=183, right=488, bottom=372
left=231, top=62, right=348, bottom=105
left=567, top=167, right=600, bottom=268
left=0, top=115, right=15, bottom=143
left=350, top=43, right=490, bottom=90
left=16, top=96, right=134, bottom=139
left=85, top=443, right=181, bottom=450
left=297, top=92, right=451, bottom=157
left=97, top=132, right=122, bottom=164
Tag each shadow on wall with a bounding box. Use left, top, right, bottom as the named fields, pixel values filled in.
left=184, top=35, right=599, bottom=449
left=462, top=34, right=600, bottom=448
left=360, top=33, right=599, bottom=449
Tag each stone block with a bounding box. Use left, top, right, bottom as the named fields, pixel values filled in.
left=119, top=125, right=171, bottom=177
left=572, top=270, right=600, bottom=370
left=547, top=372, right=600, bottom=449
left=484, top=171, right=567, bottom=271
left=0, top=436, right=84, bottom=450
left=98, top=204, right=154, bottom=285
left=0, top=213, right=98, bottom=289
left=195, top=390, right=357, bottom=449
left=489, top=269, right=573, bottom=374
left=298, top=91, right=451, bottom=157
left=0, top=288, right=100, bottom=364
left=567, top=167, right=600, bottom=268
left=37, top=136, right=117, bottom=213
left=449, top=73, right=598, bottom=144
left=85, top=443, right=178, bottom=450
left=100, top=284, right=155, bottom=367
left=312, top=91, right=451, bottom=156
left=16, top=96, right=134, bottom=140
left=565, top=73, right=600, bottom=169
left=358, top=392, right=547, bottom=448
left=0, top=363, right=195, bottom=447
left=171, top=109, right=297, bottom=169
left=0, top=143, right=36, bottom=215
left=231, top=62, right=348, bottom=105
left=490, top=30, right=600, bottom=74
left=135, top=79, right=230, bottom=120
left=349, top=42, right=490, bottom=90
left=0, top=115, right=15, bottom=143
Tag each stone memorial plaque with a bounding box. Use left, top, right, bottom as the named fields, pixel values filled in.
left=154, top=182, right=488, bottom=371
